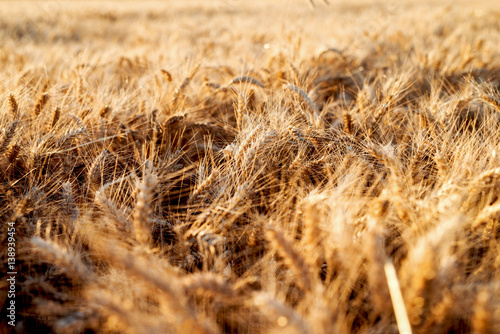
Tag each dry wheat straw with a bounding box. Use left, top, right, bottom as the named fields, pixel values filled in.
left=384, top=260, right=413, bottom=334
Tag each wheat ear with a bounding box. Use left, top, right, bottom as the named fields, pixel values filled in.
left=264, top=224, right=312, bottom=291
left=33, top=92, right=49, bottom=116
left=344, top=112, right=353, bottom=135
left=0, top=121, right=19, bottom=156
left=481, top=94, right=500, bottom=112
left=171, top=62, right=201, bottom=106
left=227, top=75, right=264, bottom=88
left=133, top=166, right=157, bottom=245
left=87, top=149, right=108, bottom=191
left=49, top=107, right=61, bottom=130
left=31, top=236, right=92, bottom=281
left=8, top=94, right=18, bottom=118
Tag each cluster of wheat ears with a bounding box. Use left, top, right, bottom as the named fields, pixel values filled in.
left=1, top=1, right=500, bottom=333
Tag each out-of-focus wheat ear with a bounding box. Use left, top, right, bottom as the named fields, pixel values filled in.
left=472, top=201, right=500, bottom=231
left=0, top=120, right=19, bottom=156
left=11, top=197, right=28, bottom=222
left=48, top=107, right=61, bottom=130
left=180, top=272, right=236, bottom=301
left=433, top=57, right=441, bottom=73
left=139, top=99, right=146, bottom=115
left=473, top=168, right=500, bottom=187
left=288, top=150, right=303, bottom=172
left=434, top=151, right=448, bottom=179
left=472, top=289, right=492, bottom=334
left=31, top=236, right=93, bottom=281
left=481, top=94, right=500, bottom=113
left=252, top=292, right=309, bottom=334
left=365, top=201, right=392, bottom=316
left=300, top=196, right=325, bottom=270
left=6, top=144, right=20, bottom=164
left=86, top=288, right=148, bottom=334
left=227, top=75, right=264, bottom=88
left=133, top=165, right=157, bottom=245
left=418, top=110, right=430, bottom=129
left=98, top=242, right=219, bottom=333
left=264, top=224, right=313, bottom=291
left=287, top=60, right=300, bottom=86
left=8, top=94, right=19, bottom=118
left=384, top=260, right=413, bottom=334
left=62, top=181, right=79, bottom=223
left=87, top=149, right=108, bottom=192
left=466, top=167, right=500, bottom=210
left=161, top=69, right=172, bottom=82
left=76, top=77, right=84, bottom=102
left=389, top=175, right=411, bottom=225
left=343, top=112, right=353, bottom=135
left=99, top=105, right=111, bottom=119
left=33, top=92, right=49, bottom=117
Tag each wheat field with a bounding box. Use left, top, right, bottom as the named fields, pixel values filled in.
left=1, top=0, right=500, bottom=333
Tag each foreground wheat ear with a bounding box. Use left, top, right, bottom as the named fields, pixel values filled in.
left=1, top=0, right=500, bottom=333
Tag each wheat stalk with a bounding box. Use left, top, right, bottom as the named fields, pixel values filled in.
left=384, top=260, right=413, bottom=334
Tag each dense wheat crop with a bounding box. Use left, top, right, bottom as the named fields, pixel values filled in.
left=1, top=0, right=500, bottom=333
